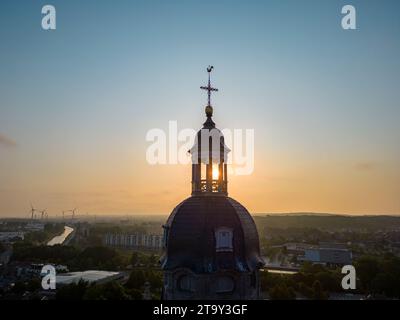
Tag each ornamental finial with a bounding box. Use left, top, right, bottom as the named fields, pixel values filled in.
left=200, top=66, right=218, bottom=117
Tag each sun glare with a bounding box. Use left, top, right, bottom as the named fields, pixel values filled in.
left=212, top=166, right=219, bottom=180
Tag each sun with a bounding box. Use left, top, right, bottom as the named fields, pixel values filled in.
left=212, top=166, right=219, bottom=180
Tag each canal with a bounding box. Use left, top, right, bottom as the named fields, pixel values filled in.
left=47, top=226, right=74, bottom=246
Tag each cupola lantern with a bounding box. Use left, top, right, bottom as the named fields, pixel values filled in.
left=190, top=66, right=230, bottom=195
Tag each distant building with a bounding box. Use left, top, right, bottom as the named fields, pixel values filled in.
left=56, top=270, right=124, bottom=286
left=299, top=247, right=352, bottom=266
left=55, top=265, right=69, bottom=273
left=282, top=242, right=316, bottom=255
left=14, top=263, right=69, bottom=279
left=25, top=223, right=45, bottom=232
left=16, top=263, right=44, bottom=278
left=0, top=232, right=24, bottom=242
left=319, top=242, right=348, bottom=250
left=281, top=242, right=352, bottom=266
left=104, top=233, right=163, bottom=250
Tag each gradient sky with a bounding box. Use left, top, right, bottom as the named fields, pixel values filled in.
left=1, top=0, right=399, bottom=217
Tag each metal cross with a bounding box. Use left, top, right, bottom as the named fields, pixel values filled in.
left=200, top=66, right=218, bottom=106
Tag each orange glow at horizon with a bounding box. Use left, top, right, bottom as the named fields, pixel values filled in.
left=1, top=147, right=399, bottom=217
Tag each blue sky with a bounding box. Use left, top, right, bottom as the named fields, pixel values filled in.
left=0, top=0, right=399, bottom=216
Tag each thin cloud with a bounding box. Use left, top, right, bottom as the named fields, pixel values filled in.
left=0, top=133, right=17, bottom=148
left=354, top=162, right=378, bottom=172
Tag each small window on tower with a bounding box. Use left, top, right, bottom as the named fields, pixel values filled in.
left=215, top=227, right=233, bottom=252
left=162, top=225, right=169, bottom=248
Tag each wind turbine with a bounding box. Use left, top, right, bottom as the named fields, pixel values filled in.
left=40, top=209, right=47, bottom=220
left=29, top=204, right=37, bottom=220
left=69, top=208, right=77, bottom=220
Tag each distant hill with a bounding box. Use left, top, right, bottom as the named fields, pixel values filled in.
left=256, top=212, right=400, bottom=217
left=253, top=214, right=400, bottom=231
left=257, top=212, right=340, bottom=217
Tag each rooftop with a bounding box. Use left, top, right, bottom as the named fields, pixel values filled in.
left=56, top=270, right=123, bottom=286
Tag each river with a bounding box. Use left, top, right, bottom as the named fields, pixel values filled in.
left=47, top=226, right=74, bottom=246
left=264, top=269, right=298, bottom=275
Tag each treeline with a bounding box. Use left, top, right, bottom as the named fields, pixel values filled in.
left=11, top=242, right=160, bottom=272
left=356, top=254, right=400, bottom=298
left=56, top=269, right=163, bottom=300
left=6, top=269, right=163, bottom=300
left=261, top=263, right=342, bottom=300
left=259, top=227, right=388, bottom=248
left=261, top=254, right=400, bottom=299
left=12, top=243, right=128, bottom=271
left=254, top=215, right=400, bottom=231
left=23, top=223, right=65, bottom=244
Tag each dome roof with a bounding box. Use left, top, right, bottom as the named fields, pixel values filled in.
left=161, top=196, right=264, bottom=273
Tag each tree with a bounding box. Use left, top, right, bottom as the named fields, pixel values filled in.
left=131, top=252, right=139, bottom=266
left=269, top=283, right=296, bottom=300
left=26, top=278, right=41, bottom=292
left=311, top=280, right=328, bottom=300
left=298, top=282, right=313, bottom=299
left=125, top=269, right=163, bottom=297
left=370, top=255, right=400, bottom=298
left=125, top=288, right=143, bottom=300
left=315, top=271, right=340, bottom=292
left=10, top=281, right=27, bottom=295
left=146, top=254, right=157, bottom=267
left=126, top=270, right=146, bottom=289
left=355, top=256, right=380, bottom=291
left=83, top=282, right=130, bottom=300
left=71, top=246, right=127, bottom=270
left=56, top=280, right=89, bottom=300
left=300, top=262, right=326, bottom=275
left=0, top=242, right=5, bottom=254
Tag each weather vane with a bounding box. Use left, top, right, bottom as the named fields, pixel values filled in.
left=200, top=65, right=218, bottom=106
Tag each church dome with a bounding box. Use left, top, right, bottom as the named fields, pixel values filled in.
left=161, top=67, right=263, bottom=300
left=160, top=195, right=264, bottom=273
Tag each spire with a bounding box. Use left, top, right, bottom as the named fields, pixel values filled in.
left=191, top=67, right=228, bottom=196
left=200, top=66, right=218, bottom=118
